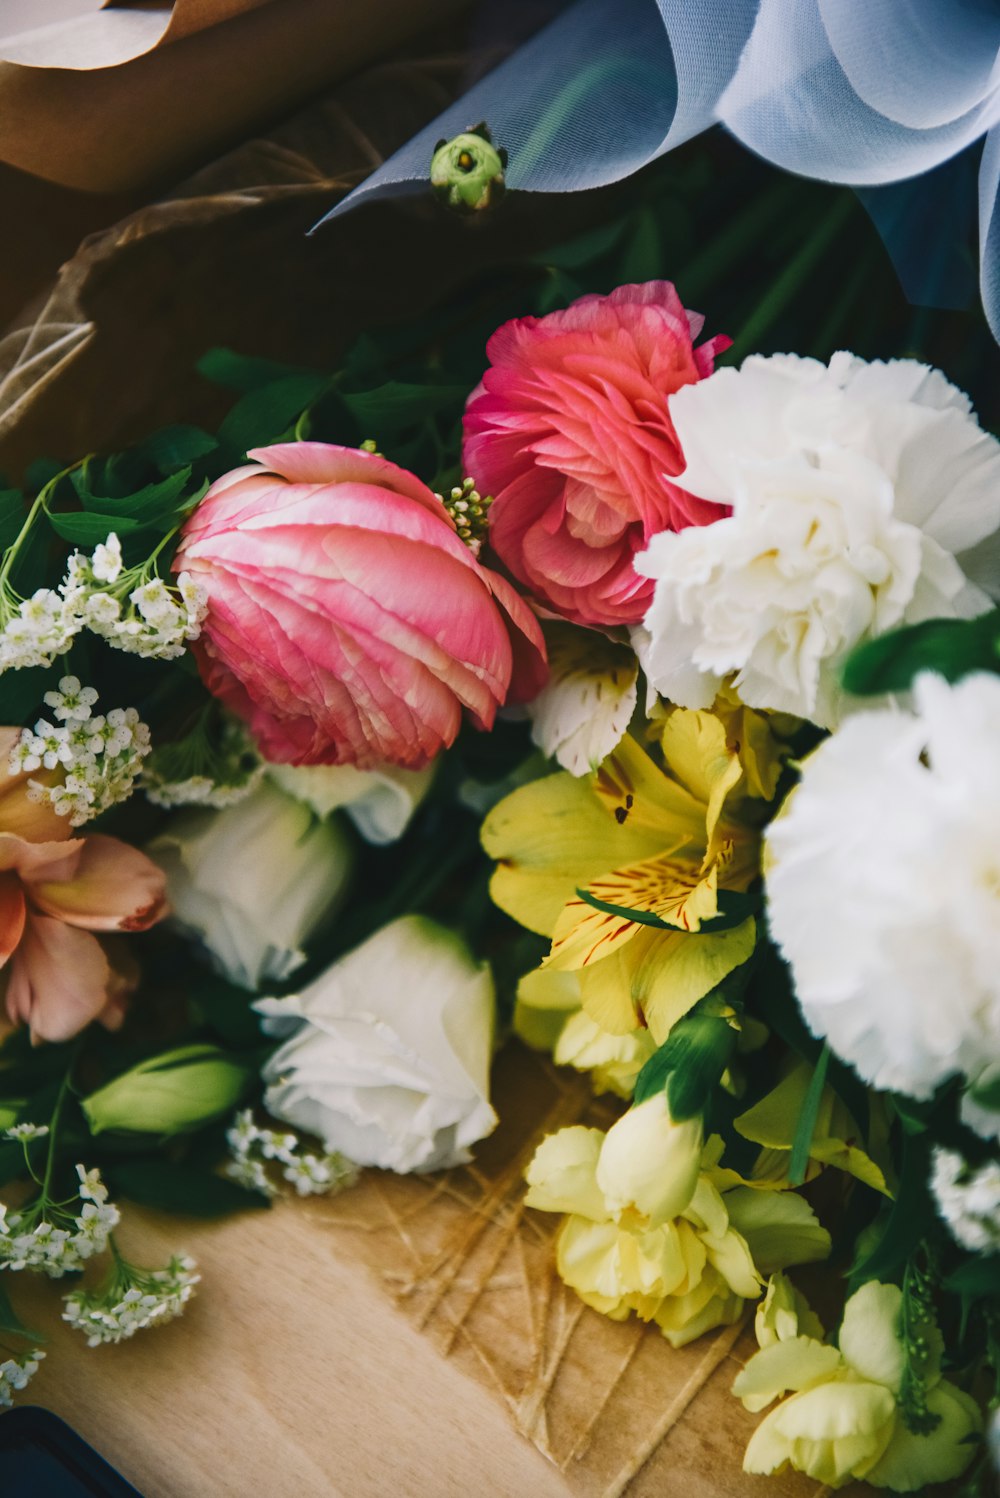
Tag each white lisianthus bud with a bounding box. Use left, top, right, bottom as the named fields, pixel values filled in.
left=595, top=1093, right=703, bottom=1227
left=149, top=779, right=352, bottom=990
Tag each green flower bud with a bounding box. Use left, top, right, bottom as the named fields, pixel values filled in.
left=83, top=1045, right=251, bottom=1136
left=430, top=122, right=507, bottom=214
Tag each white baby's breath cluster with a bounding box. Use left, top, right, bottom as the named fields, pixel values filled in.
left=0, top=1348, right=44, bottom=1408
left=225, top=1108, right=359, bottom=1199
left=0, top=531, right=206, bottom=674
left=143, top=716, right=263, bottom=810
left=62, top=1254, right=200, bottom=1346
left=0, top=586, right=78, bottom=672
left=8, top=677, right=151, bottom=826
left=62, top=533, right=207, bottom=662
left=0, top=1163, right=120, bottom=1278
left=932, top=1147, right=1000, bottom=1253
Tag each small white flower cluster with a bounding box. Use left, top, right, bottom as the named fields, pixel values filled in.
left=8, top=677, right=151, bottom=826
left=931, top=1147, right=1000, bottom=1252
left=225, top=1109, right=359, bottom=1199
left=62, top=1254, right=199, bottom=1347
left=143, top=718, right=263, bottom=810
left=0, top=1164, right=120, bottom=1278
left=0, top=1348, right=44, bottom=1409
left=0, top=532, right=207, bottom=675
left=0, top=588, right=77, bottom=672
left=62, top=535, right=207, bottom=662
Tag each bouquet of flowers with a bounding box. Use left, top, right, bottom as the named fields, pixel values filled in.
left=0, top=118, right=998, bottom=1497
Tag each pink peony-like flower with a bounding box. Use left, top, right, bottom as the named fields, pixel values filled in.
left=0, top=730, right=167, bottom=1043
left=177, top=443, right=547, bottom=769
left=462, top=281, right=730, bottom=628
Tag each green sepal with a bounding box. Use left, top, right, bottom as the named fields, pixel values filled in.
left=633, top=965, right=749, bottom=1118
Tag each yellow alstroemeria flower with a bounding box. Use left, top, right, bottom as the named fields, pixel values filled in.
left=524, top=1105, right=830, bottom=1349
left=513, top=966, right=656, bottom=1097
left=484, top=708, right=777, bottom=1041
left=733, top=1280, right=983, bottom=1491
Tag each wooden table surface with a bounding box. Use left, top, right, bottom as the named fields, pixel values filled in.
left=17, top=1203, right=573, bottom=1498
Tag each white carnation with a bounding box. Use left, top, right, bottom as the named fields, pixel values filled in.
left=765, top=672, right=1000, bottom=1124
left=636, top=353, right=1000, bottom=727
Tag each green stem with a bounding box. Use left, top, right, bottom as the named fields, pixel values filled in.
left=39, top=1057, right=77, bottom=1204
left=788, top=1041, right=830, bottom=1187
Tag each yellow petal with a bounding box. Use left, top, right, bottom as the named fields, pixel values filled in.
left=866, top=1381, right=982, bottom=1491
left=553, top=1010, right=656, bottom=1098
left=592, top=734, right=707, bottom=852
left=755, top=1271, right=825, bottom=1349
left=724, top=1186, right=832, bottom=1275
left=743, top=1381, right=896, bottom=1484
left=711, top=686, right=798, bottom=803
left=483, top=768, right=662, bottom=936
left=733, top=1336, right=844, bottom=1410
left=546, top=851, right=725, bottom=973
left=513, top=967, right=581, bottom=1052
left=524, top=1126, right=607, bottom=1221
left=655, top=706, right=745, bottom=852
left=838, top=1282, right=905, bottom=1392
left=654, top=1265, right=744, bottom=1348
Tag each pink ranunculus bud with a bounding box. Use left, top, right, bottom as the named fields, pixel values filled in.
left=462, top=281, right=730, bottom=629
left=176, top=443, right=547, bottom=770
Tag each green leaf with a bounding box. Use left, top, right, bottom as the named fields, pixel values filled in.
left=788, top=1042, right=830, bottom=1187
left=341, top=382, right=469, bottom=435
left=944, top=1255, right=1000, bottom=1300
left=574, top=885, right=759, bottom=934
left=104, top=1159, right=269, bottom=1217
left=216, top=373, right=331, bottom=459
left=131, top=425, right=218, bottom=473
left=197, top=347, right=321, bottom=394
left=843, top=613, right=1000, bottom=695
left=851, top=1129, right=933, bottom=1282
left=71, top=464, right=199, bottom=522
left=45, top=510, right=148, bottom=545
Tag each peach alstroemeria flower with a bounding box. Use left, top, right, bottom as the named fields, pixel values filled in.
left=0, top=728, right=166, bottom=1043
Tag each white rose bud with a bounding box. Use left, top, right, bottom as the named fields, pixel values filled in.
left=596, top=1093, right=703, bottom=1227
left=149, top=779, right=352, bottom=990
left=257, top=915, right=497, bottom=1174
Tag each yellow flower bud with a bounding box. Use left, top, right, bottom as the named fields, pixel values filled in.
left=596, top=1094, right=703, bottom=1227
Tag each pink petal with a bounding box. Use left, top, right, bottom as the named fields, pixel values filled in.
left=0, top=832, right=83, bottom=881
left=28, top=835, right=167, bottom=932
left=5, top=914, right=111, bottom=1043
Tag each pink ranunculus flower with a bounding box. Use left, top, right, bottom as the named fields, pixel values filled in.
left=0, top=730, right=167, bottom=1043
left=176, top=443, right=547, bottom=769
left=462, top=281, right=731, bottom=629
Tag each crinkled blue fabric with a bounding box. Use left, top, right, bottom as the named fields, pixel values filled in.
left=314, top=0, right=1000, bottom=337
